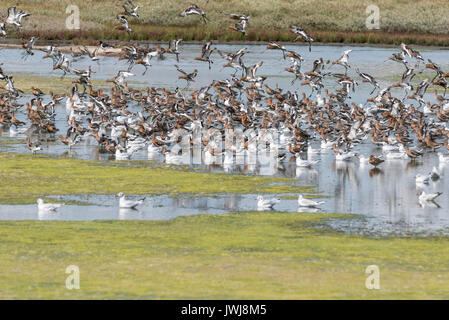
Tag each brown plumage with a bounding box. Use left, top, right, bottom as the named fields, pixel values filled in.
left=369, top=155, right=384, bottom=167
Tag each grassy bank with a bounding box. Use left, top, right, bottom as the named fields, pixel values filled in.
left=1, top=1, right=449, bottom=45
left=0, top=153, right=316, bottom=204
left=1, top=212, right=449, bottom=299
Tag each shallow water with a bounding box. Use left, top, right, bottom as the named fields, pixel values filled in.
left=1, top=44, right=448, bottom=236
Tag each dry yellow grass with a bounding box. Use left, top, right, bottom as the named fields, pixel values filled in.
left=0, top=0, right=447, bottom=32
left=1, top=1, right=449, bottom=44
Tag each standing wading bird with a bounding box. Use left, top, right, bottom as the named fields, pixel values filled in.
left=174, top=64, right=198, bottom=88
left=179, top=4, right=209, bottom=24
left=369, top=155, right=384, bottom=167
left=290, top=25, right=314, bottom=52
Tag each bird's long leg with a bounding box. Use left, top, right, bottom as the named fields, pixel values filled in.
left=127, top=61, right=135, bottom=72
left=308, top=87, right=314, bottom=98
left=402, top=91, right=408, bottom=102
left=431, top=73, right=439, bottom=83
left=142, top=65, right=148, bottom=76
left=308, top=42, right=311, bottom=52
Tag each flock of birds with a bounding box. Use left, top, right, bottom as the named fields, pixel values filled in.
left=1, top=3, right=449, bottom=213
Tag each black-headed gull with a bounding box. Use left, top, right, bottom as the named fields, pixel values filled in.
left=418, top=191, right=442, bottom=202
left=296, top=156, right=319, bottom=168
left=298, top=194, right=324, bottom=208
left=117, top=192, right=145, bottom=209
left=257, top=195, right=280, bottom=210
left=385, top=151, right=408, bottom=160
left=335, top=151, right=357, bottom=161
left=415, top=174, right=430, bottom=185
left=37, top=198, right=63, bottom=212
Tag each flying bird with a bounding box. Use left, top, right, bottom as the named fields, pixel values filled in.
left=290, top=25, right=314, bottom=52
left=179, top=4, right=208, bottom=24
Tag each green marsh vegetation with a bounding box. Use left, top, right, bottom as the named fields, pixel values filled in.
left=1, top=213, right=449, bottom=299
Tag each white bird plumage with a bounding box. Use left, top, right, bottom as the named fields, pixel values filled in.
left=257, top=195, right=280, bottom=210
left=418, top=191, right=442, bottom=202
left=296, top=156, right=319, bottom=168
left=415, top=174, right=430, bottom=185
left=37, top=198, right=63, bottom=212
left=298, top=194, right=324, bottom=208
left=117, top=192, right=145, bottom=209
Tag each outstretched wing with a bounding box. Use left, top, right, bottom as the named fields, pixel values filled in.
left=201, top=43, right=208, bottom=57
left=7, top=5, right=16, bottom=19
left=174, top=65, right=187, bottom=75
left=229, top=14, right=242, bottom=20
